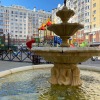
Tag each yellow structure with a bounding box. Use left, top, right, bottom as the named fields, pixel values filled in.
left=91, top=0, right=100, bottom=31
left=38, top=18, right=54, bottom=43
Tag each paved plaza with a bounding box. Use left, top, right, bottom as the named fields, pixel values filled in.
left=0, top=61, right=32, bottom=71
left=0, top=59, right=100, bottom=72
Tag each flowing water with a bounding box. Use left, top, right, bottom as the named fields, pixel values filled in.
left=0, top=68, right=100, bottom=100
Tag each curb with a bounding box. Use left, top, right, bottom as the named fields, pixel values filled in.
left=78, top=65, right=100, bottom=72
left=0, top=64, right=100, bottom=78
left=0, top=64, right=54, bottom=78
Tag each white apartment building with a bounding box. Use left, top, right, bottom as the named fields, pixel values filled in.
left=0, top=5, right=51, bottom=45
left=52, top=4, right=63, bottom=24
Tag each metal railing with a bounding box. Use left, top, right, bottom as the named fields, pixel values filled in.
left=0, top=49, right=32, bottom=63
left=0, top=49, right=52, bottom=64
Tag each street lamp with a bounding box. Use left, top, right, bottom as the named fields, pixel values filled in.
left=8, top=33, right=10, bottom=49
left=15, top=35, right=17, bottom=45
left=4, top=32, right=12, bottom=50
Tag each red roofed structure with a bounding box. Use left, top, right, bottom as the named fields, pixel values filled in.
left=45, top=18, right=52, bottom=26
left=38, top=26, right=46, bottom=30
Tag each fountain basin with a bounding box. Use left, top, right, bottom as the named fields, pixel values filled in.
left=31, top=47, right=100, bottom=86
left=0, top=65, right=100, bottom=100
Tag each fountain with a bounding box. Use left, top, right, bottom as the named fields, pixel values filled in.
left=0, top=1, right=100, bottom=99
left=32, top=0, right=100, bottom=86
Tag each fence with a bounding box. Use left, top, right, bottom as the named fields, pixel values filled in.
left=0, top=49, right=52, bottom=64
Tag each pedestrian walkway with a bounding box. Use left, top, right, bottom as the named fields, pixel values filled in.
left=0, top=60, right=100, bottom=72
left=0, top=61, right=32, bottom=71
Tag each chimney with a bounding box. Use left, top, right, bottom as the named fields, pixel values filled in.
left=33, top=6, right=36, bottom=12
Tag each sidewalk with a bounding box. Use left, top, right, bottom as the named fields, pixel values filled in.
left=0, top=60, right=100, bottom=72
left=0, top=61, right=32, bottom=72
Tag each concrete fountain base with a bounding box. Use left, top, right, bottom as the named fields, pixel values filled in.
left=49, top=64, right=82, bottom=86
left=0, top=64, right=100, bottom=82
left=0, top=64, right=100, bottom=100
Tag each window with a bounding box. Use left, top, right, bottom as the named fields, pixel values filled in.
left=24, top=13, right=26, bottom=15
left=20, top=16, right=22, bottom=18
left=93, top=24, right=96, bottom=28
left=93, top=17, right=96, bottom=21
left=15, top=19, right=17, bottom=21
left=85, top=0, right=90, bottom=3
left=19, top=35, right=22, bottom=37
left=85, top=25, right=90, bottom=29
left=11, top=11, right=13, bottom=14
left=85, top=12, right=89, bottom=16
left=20, top=31, right=22, bottom=33
left=93, top=3, right=96, bottom=7
left=15, top=11, right=18, bottom=14
left=20, top=12, right=22, bottom=15
left=85, top=6, right=90, bottom=10
left=93, top=10, right=96, bottom=14
left=85, top=19, right=89, bottom=22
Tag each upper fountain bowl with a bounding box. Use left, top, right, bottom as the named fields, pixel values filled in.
left=56, top=6, right=75, bottom=23
left=47, top=23, right=84, bottom=37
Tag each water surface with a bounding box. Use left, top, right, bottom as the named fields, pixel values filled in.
left=0, top=69, right=100, bottom=100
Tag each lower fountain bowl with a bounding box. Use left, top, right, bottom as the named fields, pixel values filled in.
left=0, top=65, right=100, bottom=100
left=32, top=47, right=100, bottom=64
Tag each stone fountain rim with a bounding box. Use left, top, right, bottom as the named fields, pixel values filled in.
left=47, top=23, right=84, bottom=30
left=0, top=64, right=100, bottom=78
left=31, top=47, right=100, bottom=53
left=47, top=22, right=84, bottom=26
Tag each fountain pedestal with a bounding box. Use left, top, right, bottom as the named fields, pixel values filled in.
left=60, top=36, right=70, bottom=47
left=49, top=64, right=82, bottom=86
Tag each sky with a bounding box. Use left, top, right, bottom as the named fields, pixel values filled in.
left=0, top=0, right=64, bottom=11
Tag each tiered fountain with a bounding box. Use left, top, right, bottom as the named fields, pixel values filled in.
left=32, top=0, right=100, bottom=86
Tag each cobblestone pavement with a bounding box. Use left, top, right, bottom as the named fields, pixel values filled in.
left=0, top=61, right=32, bottom=71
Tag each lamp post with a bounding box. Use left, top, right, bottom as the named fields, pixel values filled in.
left=38, top=30, right=40, bottom=47
left=4, top=32, right=12, bottom=50
left=8, top=33, right=10, bottom=49
left=15, top=35, right=17, bottom=45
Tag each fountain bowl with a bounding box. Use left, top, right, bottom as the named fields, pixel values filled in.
left=47, top=23, right=84, bottom=37
left=32, top=47, right=100, bottom=64
left=56, top=6, right=75, bottom=23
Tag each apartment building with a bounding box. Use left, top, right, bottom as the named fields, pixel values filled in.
left=71, top=0, right=100, bottom=43
left=90, top=0, right=100, bottom=42
left=0, top=5, right=51, bottom=45
left=52, top=0, right=100, bottom=45
left=52, top=4, right=62, bottom=24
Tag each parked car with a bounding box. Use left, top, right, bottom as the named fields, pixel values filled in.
left=91, top=56, right=100, bottom=61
